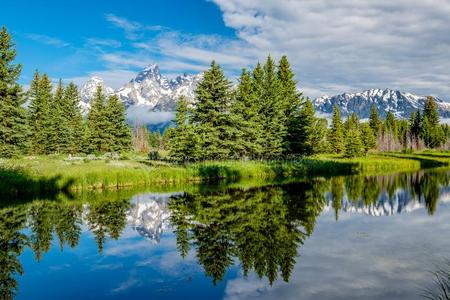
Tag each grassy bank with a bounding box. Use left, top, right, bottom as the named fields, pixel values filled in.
left=0, top=151, right=448, bottom=196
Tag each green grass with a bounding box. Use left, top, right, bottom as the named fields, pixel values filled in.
left=0, top=151, right=449, bottom=196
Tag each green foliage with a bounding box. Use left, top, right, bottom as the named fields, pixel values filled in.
left=105, top=94, right=132, bottom=152
left=191, top=61, right=234, bottom=160
left=28, top=72, right=52, bottom=154
left=344, top=113, right=363, bottom=157
left=0, top=26, right=29, bottom=158
left=329, top=105, right=345, bottom=154
left=360, top=123, right=376, bottom=154
left=86, top=86, right=110, bottom=153
left=369, top=105, right=381, bottom=136
left=47, top=79, right=70, bottom=153
left=258, top=56, right=286, bottom=158
left=169, top=96, right=201, bottom=161
left=64, top=82, right=84, bottom=154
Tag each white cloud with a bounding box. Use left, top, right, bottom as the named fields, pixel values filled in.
left=211, top=0, right=450, bottom=98
left=26, top=33, right=70, bottom=48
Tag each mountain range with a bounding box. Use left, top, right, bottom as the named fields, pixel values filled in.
left=79, top=64, right=450, bottom=122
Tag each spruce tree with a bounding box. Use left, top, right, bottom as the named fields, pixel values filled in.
left=258, top=56, right=285, bottom=158
left=421, top=97, right=444, bottom=148
left=87, top=86, right=110, bottom=153
left=47, top=79, right=69, bottom=153
left=423, top=96, right=439, bottom=127
left=360, top=123, right=376, bottom=154
left=105, top=94, right=131, bottom=152
left=28, top=72, right=52, bottom=154
left=0, top=26, right=29, bottom=157
left=191, top=61, right=233, bottom=160
left=369, top=105, right=381, bottom=137
left=232, top=69, right=264, bottom=158
left=169, top=96, right=200, bottom=161
left=329, top=105, right=345, bottom=154
left=277, top=56, right=303, bottom=153
left=344, top=113, right=363, bottom=158
left=63, top=82, right=84, bottom=154
left=288, top=100, right=316, bottom=156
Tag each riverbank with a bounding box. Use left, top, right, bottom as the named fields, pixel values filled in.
left=1, top=151, right=449, bottom=196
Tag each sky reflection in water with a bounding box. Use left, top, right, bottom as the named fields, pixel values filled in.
left=2, top=169, right=450, bottom=300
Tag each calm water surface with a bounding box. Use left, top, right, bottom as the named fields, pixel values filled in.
left=2, top=169, right=450, bottom=300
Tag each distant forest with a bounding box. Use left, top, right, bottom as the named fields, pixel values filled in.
left=1, top=26, right=449, bottom=160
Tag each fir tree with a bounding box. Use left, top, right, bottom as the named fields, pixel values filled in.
left=423, top=96, right=439, bottom=127
left=191, top=61, right=233, bottom=160
left=105, top=94, right=131, bottom=152
left=87, top=86, right=110, bottom=153
left=63, top=82, right=84, bottom=154
left=169, top=96, right=200, bottom=161
left=232, top=69, right=264, bottom=158
left=288, top=100, right=316, bottom=156
left=28, top=72, right=52, bottom=154
left=47, top=79, right=69, bottom=153
left=0, top=26, right=29, bottom=157
left=329, top=105, right=345, bottom=154
left=277, top=56, right=303, bottom=153
left=360, top=123, right=376, bottom=154
left=369, top=105, right=381, bottom=136
left=344, top=113, right=363, bottom=157
left=258, top=56, right=286, bottom=158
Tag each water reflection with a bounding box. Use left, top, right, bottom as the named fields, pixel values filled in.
left=1, top=169, right=450, bottom=299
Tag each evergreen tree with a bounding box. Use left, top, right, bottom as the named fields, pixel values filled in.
left=0, top=26, right=29, bottom=157
left=105, top=94, right=131, bottom=152
left=86, top=86, right=110, bottom=153
left=344, top=113, right=363, bottom=157
left=329, top=105, right=345, bottom=154
left=288, top=100, right=317, bottom=156
left=360, top=123, right=376, bottom=154
left=410, top=110, right=422, bottom=149
left=385, top=111, right=396, bottom=135
left=169, top=96, right=201, bottom=161
left=191, top=61, right=233, bottom=160
left=63, top=82, right=84, bottom=154
left=232, top=69, right=264, bottom=158
left=423, top=96, right=439, bottom=127
left=47, top=79, right=69, bottom=153
left=28, top=72, right=52, bottom=154
left=369, top=105, right=381, bottom=136
left=277, top=56, right=303, bottom=153
left=258, top=56, right=286, bottom=158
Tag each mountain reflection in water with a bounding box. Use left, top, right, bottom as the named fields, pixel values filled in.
left=1, top=169, right=450, bottom=300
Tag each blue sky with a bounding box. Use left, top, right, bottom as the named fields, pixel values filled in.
left=2, top=0, right=450, bottom=99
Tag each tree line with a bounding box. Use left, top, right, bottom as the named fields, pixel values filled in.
left=1, top=25, right=449, bottom=160
left=168, top=57, right=449, bottom=161
left=0, top=27, right=130, bottom=157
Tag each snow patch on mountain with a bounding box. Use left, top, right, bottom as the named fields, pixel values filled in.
left=313, top=88, right=450, bottom=119
left=79, top=76, right=114, bottom=113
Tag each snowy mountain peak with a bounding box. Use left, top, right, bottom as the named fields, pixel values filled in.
left=313, top=88, right=450, bottom=119
left=79, top=76, right=114, bottom=114
left=133, top=64, right=162, bottom=84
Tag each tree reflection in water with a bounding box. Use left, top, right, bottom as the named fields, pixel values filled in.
left=1, top=169, right=450, bottom=298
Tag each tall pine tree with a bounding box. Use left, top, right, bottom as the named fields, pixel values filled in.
left=47, top=79, right=69, bottom=153
left=191, top=61, right=233, bottom=160
left=105, top=94, right=131, bottom=152
left=329, top=105, right=345, bottom=154
left=87, top=86, right=110, bottom=153
left=258, top=56, right=286, bottom=158
left=28, top=72, right=52, bottom=154
left=63, top=82, right=84, bottom=154
left=0, top=26, right=29, bottom=157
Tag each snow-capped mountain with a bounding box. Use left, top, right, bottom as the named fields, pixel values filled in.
left=79, top=76, right=114, bottom=113
left=78, top=64, right=203, bottom=120
left=126, top=193, right=176, bottom=243
left=116, top=64, right=203, bottom=111
left=313, top=88, right=450, bottom=119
